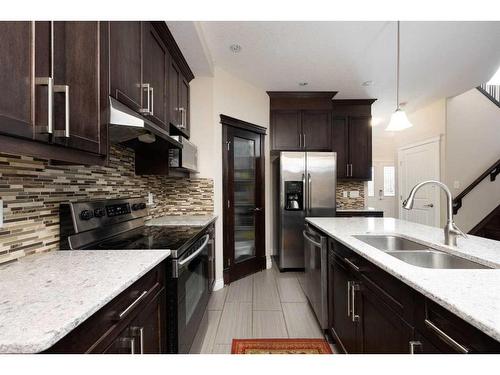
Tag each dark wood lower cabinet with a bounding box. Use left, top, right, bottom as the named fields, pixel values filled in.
left=327, top=237, right=500, bottom=354
left=46, top=262, right=166, bottom=354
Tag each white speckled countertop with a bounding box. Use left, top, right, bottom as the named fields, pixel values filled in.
left=0, top=250, right=170, bottom=353
left=146, top=214, right=217, bottom=227
left=306, top=217, right=500, bottom=342
left=337, top=207, right=383, bottom=213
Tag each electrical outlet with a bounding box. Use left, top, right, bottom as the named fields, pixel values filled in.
left=0, top=199, right=3, bottom=228
left=349, top=190, right=360, bottom=198
left=342, top=191, right=348, bottom=198
left=147, top=192, right=154, bottom=206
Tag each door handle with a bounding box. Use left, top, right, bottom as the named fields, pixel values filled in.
left=303, top=133, right=306, bottom=149
left=347, top=281, right=352, bottom=317
left=308, top=173, right=312, bottom=211
left=424, top=203, right=434, bottom=208
left=35, top=77, right=54, bottom=134
left=131, top=326, right=144, bottom=354
left=53, top=84, right=70, bottom=138
left=140, top=83, right=151, bottom=114
left=351, top=282, right=360, bottom=322
left=302, top=230, right=322, bottom=248
left=409, top=340, right=422, bottom=354
left=424, top=319, right=469, bottom=353
left=149, top=86, right=154, bottom=116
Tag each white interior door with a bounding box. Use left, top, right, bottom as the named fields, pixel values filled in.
left=367, top=161, right=396, bottom=218
left=398, top=139, right=441, bottom=227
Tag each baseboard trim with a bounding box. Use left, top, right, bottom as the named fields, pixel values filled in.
left=213, top=278, right=225, bottom=291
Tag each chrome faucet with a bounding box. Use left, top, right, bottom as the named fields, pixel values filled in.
left=402, top=180, right=467, bottom=247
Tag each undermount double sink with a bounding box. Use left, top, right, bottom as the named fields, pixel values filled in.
left=353, top=235, right=491, bottom=269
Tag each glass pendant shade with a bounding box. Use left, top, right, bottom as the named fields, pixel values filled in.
left=385, top=108, right=413, bottom=131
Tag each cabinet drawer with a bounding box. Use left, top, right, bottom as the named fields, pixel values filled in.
left=46, top=263, right=165, bottom=353
left=415, top=296, right=500, bottom=353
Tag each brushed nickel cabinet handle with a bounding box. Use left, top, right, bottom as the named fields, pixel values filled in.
left=303, top=133, right=306, bottom=149
left=150, top=86, right=154, bottom=116
left=351, top=282, right=360, bottom=322
left=35, top=77, right=54, bottom=134
left=347, top=281, right=352, bottom=317
left=424, top=319, right=469, bottom=353
left=118, top=290, right=148, bottom=320
left=409, top=340, right=422, bottom=354
left=140, top=83, right=151, bottom=114
left=53, top=84, right=70, bottom=137
left=344, top=258, right=360, bottom=272
left=131, top=326, right=144, bottom=354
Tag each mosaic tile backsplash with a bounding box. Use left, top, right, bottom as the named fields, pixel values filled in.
left=336, top=180, right=366, bottom=209
left=0, top=145, right=214, bottom=263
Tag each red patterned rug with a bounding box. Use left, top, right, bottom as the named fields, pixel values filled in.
left=231, top=339, right=333, bottom=354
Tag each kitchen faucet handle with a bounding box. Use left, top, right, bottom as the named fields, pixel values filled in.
left=452, top=222, right=468, bottom=239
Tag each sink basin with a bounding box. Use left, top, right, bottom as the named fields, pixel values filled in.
left=353, top=234, right=492, bottom=269
left=389, top=251, right=491, bottom=269
left=353, top=235, right=430, bottom=251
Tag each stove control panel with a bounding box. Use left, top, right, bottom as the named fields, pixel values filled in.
left=106, top=203, right=131, bottom=217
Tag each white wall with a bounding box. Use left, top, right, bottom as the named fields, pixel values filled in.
left=446, top=89, right=500, bottom=231
left=190, top=67, right=270, bottom=289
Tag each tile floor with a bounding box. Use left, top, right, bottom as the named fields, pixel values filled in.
left=191, top=262, right=327, bottom=354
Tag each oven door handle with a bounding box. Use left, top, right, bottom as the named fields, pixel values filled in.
left=178, top=234, right=210, bottom=267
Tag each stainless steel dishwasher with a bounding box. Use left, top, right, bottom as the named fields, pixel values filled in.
left=303, top=223, right=328, bottom=330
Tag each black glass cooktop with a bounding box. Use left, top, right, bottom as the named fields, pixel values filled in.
left=82, top=225, right=203, bottom=255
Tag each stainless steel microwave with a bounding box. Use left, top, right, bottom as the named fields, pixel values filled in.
left=169, top=136, right=198, bottom=172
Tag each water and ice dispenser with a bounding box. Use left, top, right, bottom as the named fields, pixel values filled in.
left=284, top=181, right=303, bottom=211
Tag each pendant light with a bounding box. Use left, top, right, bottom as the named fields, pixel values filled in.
left=386, top=21, right=413, bottom=131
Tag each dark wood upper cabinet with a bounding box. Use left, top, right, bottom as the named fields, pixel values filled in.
left=168, top=59, right=181, bottom=128
left=348, top=116, right=372, bottom=179
left=51, top=21, right=108, bottom=155
left=332, top=116, right=348, bottom=178
left=0, top=22, right=34, bottom=139
left=271, top=110, right=301, bottom=150
left=301, top=110, right=332, bottom=151
left=109, top=21, right=143, bottom=112
left=142, top=22, right=168, bottom=129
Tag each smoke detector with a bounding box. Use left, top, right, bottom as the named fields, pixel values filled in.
left=298, top=82, right=308, bottom=87
left=229, top=44, right=242, bottom=53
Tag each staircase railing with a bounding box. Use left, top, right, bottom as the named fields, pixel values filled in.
left=477, top=84, right=500, bottom=108
left=453, top=158, right=500, bottom=214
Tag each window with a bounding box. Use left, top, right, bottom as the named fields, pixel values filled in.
left=367, top=166, right=375, bottom=197
left=383, top=166, right=395, bottom=196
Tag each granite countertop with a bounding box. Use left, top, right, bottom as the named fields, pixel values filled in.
left=305, top=217, right=500, bottom=342
left=337, top=207, right=383, bottom=212
left=146, top=214, right=217, bottom=227
left=0, top=249, right=170, bottom=353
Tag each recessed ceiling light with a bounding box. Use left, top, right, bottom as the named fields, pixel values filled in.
left=229, top=44, right=242, bottom=53
left=298, top=82, right=308, bottom=86
left=362, top=80, right=374, bottom=86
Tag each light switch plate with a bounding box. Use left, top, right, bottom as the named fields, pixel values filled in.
left=349, top=190, right=360, bottom=198
left=0, top=199, right=3, bottom=228
left=342, top=191, right=348, bottom=198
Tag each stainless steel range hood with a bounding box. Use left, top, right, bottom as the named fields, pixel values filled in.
left=108, top=97, right=182, bottom=149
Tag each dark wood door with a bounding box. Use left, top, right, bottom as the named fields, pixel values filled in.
left=51, top=22, right=107, bottom=155
left=109, top=21, right=143, bottom=112
left=332, top=116, right=348, bottom=178
left=223, top=124, right=266, bottom=283
left=357, top=282, right=414, bottom=353
left=179, top=75, right=190, bottom=137
left=143, top=22, right=168, bottom=129
left=0, top=22, right=34, bottom=139
left=348, top=116, right=372, bottom=179
left=301, top=110, right=332, bottom=151
left=129, top=290, right=166, bottom=354
left=168, top=59, right=181, bottom=128
left=329, top=255, right=358, bottom=353
left=271, top=110, right=301, bottom=150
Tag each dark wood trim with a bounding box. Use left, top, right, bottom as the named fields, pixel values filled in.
left=453, top=158, right=500, bottom=214
left=220, top=114, right=267, bottom=135
left=469, top=203, right=500, bottom=235
left=477, top=86, right=500, bottom=109
left=267, top=91, right=338, bottom=99
left=332, top=99, right=377, bottom=105
left=0, top=134, right=108, bottom=166
left=268, top=91, right=337, bottom=111
left=151, top=21, right=194, bottom=82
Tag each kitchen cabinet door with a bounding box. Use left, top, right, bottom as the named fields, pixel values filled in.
left=109, top=21, right=143, bottom=113
left=329, top=254, right=359, bottom=353
left=143, top=22, right=168, bottom=129
left=271, top=110, right=301, bottom=151
left=332, top=116, right=348, bottom=178
left=168, top=59, right=181, bottom=129
left=51, top=22, right=107, bottom=155
left=348, top=116, right=372, bottom=180
left=0, top=22, right=34, bottom=139
left=357, top=282, right=414, bottom=353
left=129, top=290, right=166, bottom=354
left=301, top=110, right=332, bottom=151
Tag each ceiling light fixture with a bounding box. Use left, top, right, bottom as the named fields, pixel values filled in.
left=229, top=44, right=242, bottom=53
left=386, top=21, right=413, bottom=132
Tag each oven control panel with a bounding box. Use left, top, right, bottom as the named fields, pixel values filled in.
left=106, top=203, right=131, bottom=217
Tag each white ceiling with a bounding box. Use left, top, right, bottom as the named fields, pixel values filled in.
left=167, top=21, right=500, bottom=137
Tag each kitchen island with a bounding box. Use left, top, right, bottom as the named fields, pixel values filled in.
left=306, top=217, right=500, bottom=352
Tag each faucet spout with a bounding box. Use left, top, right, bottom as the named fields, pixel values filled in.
left=402, top=180, right=467, bottom=246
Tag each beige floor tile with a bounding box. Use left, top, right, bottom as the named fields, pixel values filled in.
left=277, top=277, right=307, bottom=302
left=195, top=310, right=223, bottom=354
left=212, top=344, right=232, bottom=354
left=226, top=275, right=253, bottom=302
left=253, top=271, right=281, bottom=310
left=207, top=287, right=228, bottom=310
left=252, top=310, right=288, bottom=338
left=282, top=302, right=324, bottom=338
left=214, top=302, right=253, bottom=344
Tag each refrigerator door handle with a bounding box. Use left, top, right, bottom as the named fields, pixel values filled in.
left=302, top=173, right=306, bottom=210
left=308, top=173, right=312, bottom=213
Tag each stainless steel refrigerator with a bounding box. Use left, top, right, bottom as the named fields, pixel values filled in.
left=273, top=151, right=336, bottom=270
